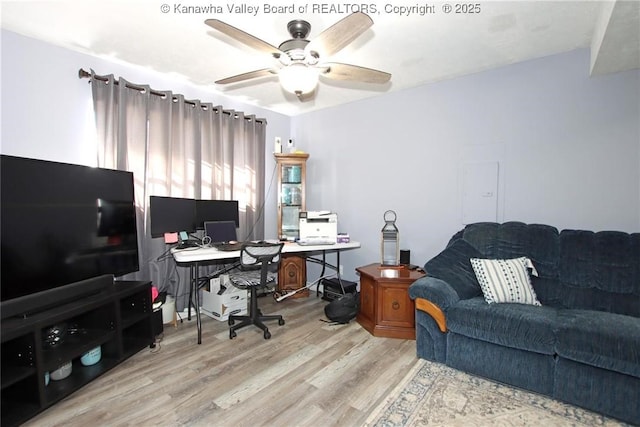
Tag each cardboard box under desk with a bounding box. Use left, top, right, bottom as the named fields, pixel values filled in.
left=201, top=275, right=248, bottom=321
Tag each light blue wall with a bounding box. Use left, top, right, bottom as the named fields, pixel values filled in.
left=2, top=30, right=639, bottom=284
left=292, top=49, right=640, bottom=280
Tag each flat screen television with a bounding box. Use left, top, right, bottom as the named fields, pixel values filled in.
left=0, top=155, right=140, bottom=302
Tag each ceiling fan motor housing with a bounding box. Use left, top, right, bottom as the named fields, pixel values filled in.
left=287, top=20, right=311, bottom=39
left=279, top=20, right=315, bottom=62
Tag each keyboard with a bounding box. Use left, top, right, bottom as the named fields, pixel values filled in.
left=213, top=242, right=244, bottom=251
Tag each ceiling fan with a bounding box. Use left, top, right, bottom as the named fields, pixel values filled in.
left=205, top=12, right=391, bottom=100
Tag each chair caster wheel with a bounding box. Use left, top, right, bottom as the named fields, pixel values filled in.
left=264, top=330, right=271, bottom=339
left=230, top=330, right=237, bottom=339
left=278, top=318, right=285, bottom=326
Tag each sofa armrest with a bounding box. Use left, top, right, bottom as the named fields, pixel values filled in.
left=415, top=298, right=447, bottom=332
left=410, top=277, right=457, bottom=363
left=409, top=276, right=461, bottom=311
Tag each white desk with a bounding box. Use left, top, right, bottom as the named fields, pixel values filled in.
left=171, top=241, right=361, bottom=343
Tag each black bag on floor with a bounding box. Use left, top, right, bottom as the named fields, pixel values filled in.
left=324, top=292, right=360, bottom=324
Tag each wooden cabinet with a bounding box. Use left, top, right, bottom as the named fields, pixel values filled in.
left=277, top=254, right=308, bottom=298
left=275, top=153, right=309, bottom=296
left=1, top=281, right=154, bottom=426
left=356, top=264, right=426, bottom=339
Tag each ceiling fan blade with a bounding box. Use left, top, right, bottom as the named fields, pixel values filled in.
left=205, top=19, right=284, bottom=57
left=306, top=12, right=373, bottom=58
left=321, top=63, right=391, bottom=84
left=215, top=69, right=277, bottom=85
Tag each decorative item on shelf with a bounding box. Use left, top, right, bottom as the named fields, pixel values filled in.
left=290, top=187, right=302, bottom=205
left=282, top=166, right=291, bottom=182
left=50, top=361, right=72, bottom=381
left=80, top=346, right=102, bottom=366
left=289, top=165, right=301, bottom=182
left=381, top=210, right=400, bottom=266
left=282, top=186, right=292, bottom=204
left=43, top=323, right=68, bottom=348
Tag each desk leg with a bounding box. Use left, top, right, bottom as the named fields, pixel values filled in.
left=196, top=263, right=202, bottom=344
left=314, top=250, right=345, bottom=296
left=317, top=251, right=327, bottom=297
left=189, top=262, right=202, bottom=344
left=188, top=265, right=194, bottom=321
left=336, top=250, right=344, bottom=290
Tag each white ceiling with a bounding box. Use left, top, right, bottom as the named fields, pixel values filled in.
left=2, top=1, right=639, bottom=116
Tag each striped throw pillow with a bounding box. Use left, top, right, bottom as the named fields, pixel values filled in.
left=470, top=257, right=541, bottom=306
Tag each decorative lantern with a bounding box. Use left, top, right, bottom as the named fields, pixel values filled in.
left=381, top=210, right=400, bottom=266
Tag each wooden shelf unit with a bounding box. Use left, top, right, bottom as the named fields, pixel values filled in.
left=275, top=152, right=309, bottom=296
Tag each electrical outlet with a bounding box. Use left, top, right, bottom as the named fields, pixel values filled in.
left=274, top=137, right=282, bottom=153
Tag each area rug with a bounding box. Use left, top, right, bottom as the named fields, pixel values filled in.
left=364, top=359, right=627, bottom=426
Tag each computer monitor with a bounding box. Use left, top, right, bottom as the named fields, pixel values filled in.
left=195, top=199, right=239, bottom=229
left=149, top=196, right=197, bottom=237
left=204, top=221, right=238, bottom=244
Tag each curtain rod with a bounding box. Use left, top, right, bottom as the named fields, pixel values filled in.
left=78, top=68, right=266, bottom=124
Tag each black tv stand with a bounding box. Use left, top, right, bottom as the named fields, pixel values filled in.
left=1, top=279, right=154, bottom=426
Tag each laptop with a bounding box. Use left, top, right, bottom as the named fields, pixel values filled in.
left=204, top=221, right=243, bottom=251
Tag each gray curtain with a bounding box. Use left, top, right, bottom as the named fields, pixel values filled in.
left=90, top=72, right=266, bottom=310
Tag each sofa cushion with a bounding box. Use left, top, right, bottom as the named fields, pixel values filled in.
left=558, top=230, right=640, bottom=316
left=533, top=277, right=640, bottom=316
left=424, top=238, right=482, bottom=299
left=556, top=309, right=640, bottom=378
left=447, top=297, right=557, bottom=355
left=470, top=257, right=541, bottom=306
left=462, top=222, right=559, bottom=279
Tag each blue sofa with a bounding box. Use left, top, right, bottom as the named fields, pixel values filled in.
left=408, top=222, right=639, bottom=425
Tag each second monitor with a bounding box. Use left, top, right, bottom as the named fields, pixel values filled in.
left=195, top=199, right=239, bottom=229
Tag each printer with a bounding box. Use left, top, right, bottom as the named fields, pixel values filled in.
left=298, top=211, right=337, bottom=245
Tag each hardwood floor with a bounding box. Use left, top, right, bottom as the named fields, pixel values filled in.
left=24, top=294, right=418, bottom=426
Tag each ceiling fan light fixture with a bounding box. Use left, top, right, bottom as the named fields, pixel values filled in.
left=279, top=63, right=318, bottom=95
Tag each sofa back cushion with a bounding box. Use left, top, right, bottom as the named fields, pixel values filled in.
left=459, top=222, right=639, bottom=317
left=424, top=239, right=483, bottom=299
left=556, top=230, right=640, bottom=316
left=461, top=222, right=559, bottom=279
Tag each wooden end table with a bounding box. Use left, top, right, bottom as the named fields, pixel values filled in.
left=356, top=263, right=426, bottom=339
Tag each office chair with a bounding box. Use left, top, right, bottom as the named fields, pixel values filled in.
left=228, top=242, right=285, bottom=339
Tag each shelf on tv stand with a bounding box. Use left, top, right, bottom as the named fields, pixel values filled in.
left=0, top=279, right=154, bottom=427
